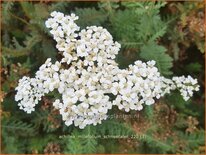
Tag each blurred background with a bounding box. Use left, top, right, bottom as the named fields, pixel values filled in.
left=1, top=1, right=205, bottom=154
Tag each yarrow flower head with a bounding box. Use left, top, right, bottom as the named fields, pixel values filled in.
left=15, top=11, right=200, bottom=129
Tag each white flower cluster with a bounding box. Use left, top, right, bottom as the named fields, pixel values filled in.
left=172, top=76, right=199, bottom=101
left=15, top=12, right=200, bottom=129
left=111, top=60, right=177, bottom=112
left=15, top=58, right=60, bottom=113
left=15, top=77, right=43, bottom=113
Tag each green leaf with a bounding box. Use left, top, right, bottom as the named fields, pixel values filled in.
left=122, top=2, right=166, bottom=13
left=186, top=130, right=205, bottom=149
left=63, top=126, right=97, bottom=154
left=2, top=1, right=14, bottom=24
left=2, top=118, right=36, bottom=136
left=143, top=132, right=175, bottom=153
left=140, top=41, right=173, bottom=76
left=34, top=3, right=49, bottom=19
left=2, top=46, right=29, bottom=57
left=2, top=136, right=21, bottom=153
left=29, top=134, right=57, bottom=152
left=32, top=110, right=58, bottom=133
left=75, top=7, right=107, bottom=28
left=20, top=2, right=35, bottom=19
left=165, top=92, right=199, bottom=116
left=81, top=126, right=97, bottom=153
left=42, top=39, right=57, bottom=60
left=185, top=62, right=202, bottom=73
left=24, top=34, right=42, bottom=49
left=137, top=12, right=167, bottom=42
left=63, top=130, right=83, bottom=154
left=96, top=120, right=135, bottom=136
left=12, top=37, right=24, bottom=49
left=196, top=41, right=204, bottom=53
left=49, top=2, right=70, bottom=12
left=176, top=130, right=205, bottom=153
left=144, top=106, right=154, bottom=120
left=112, top=10, right=138, bottom=41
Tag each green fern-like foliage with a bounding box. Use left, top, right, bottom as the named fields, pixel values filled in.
left=2, top=118, right=36, bottom=136
left=63, top=120, right=135, bottom=153
left=63, top=126, right=97, bottom=154
left=2, top=2, right=14, bottom=24
left=64, top=131, right=84, bottom=154
left=111, top=2, right=167, bottom=45
left=1, top=118, right=36, bottom=153
left=142, top=131, right=175, bottom=153
left=81, top=126, right=98, bottom=153
left=140, top=41, right=173, bottom=76
left=107, top=1, right=173, bottom=76
left=183, top=130, right=205, bottom=153
left=74, top=7, right=107, bottom=28
left=96, top=120, right=135, bottom=136
left=112, top=10, right=138, bottom=42
left=49, top=2, right=70, bottom=12
left=31, top=109, right=60, bottom=133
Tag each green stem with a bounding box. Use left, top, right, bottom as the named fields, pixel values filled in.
left=9, top=12, right=30, bottom=25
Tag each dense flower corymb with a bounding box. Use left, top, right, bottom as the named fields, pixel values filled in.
left=15, top=11, right=200, bottom=129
